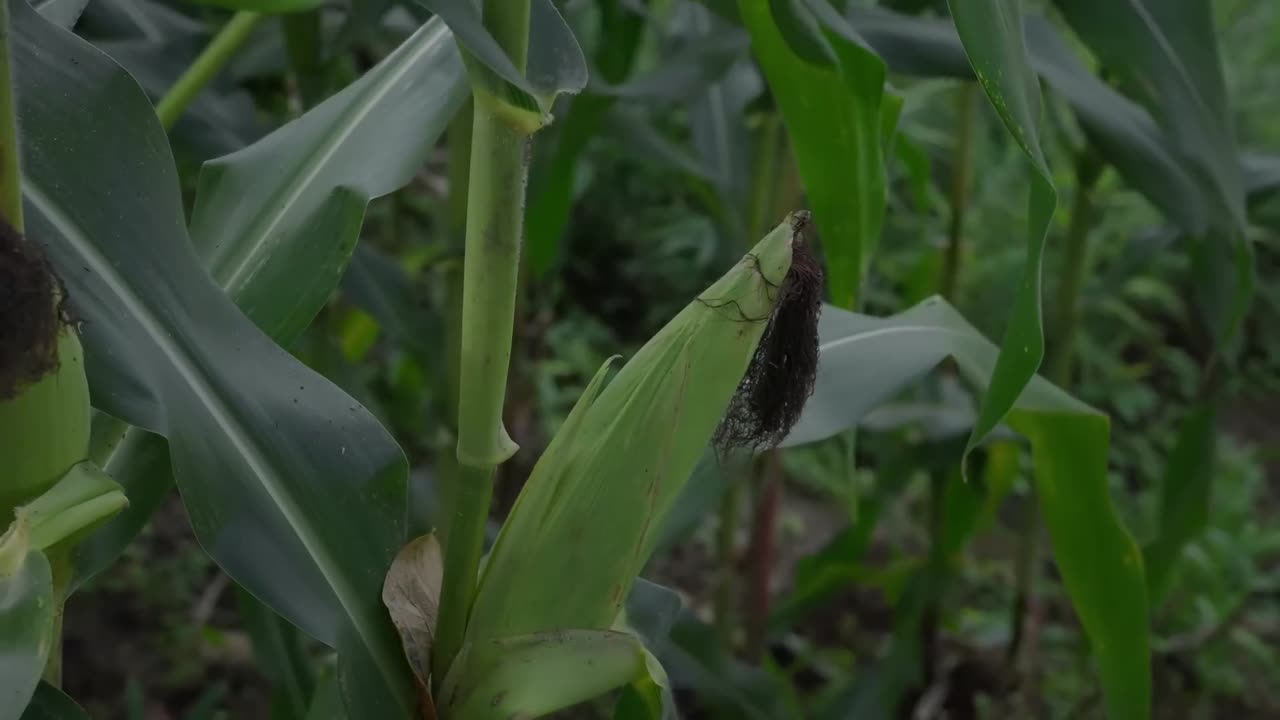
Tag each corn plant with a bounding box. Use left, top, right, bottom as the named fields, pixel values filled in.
left=1, top=0, right=1269, bottom=718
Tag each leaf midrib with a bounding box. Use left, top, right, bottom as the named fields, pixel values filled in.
left=24, top=181, right=409, bottom=714
left=210, top=19, right=454, bottom=296
left=819, top=322, right=972, bottom=353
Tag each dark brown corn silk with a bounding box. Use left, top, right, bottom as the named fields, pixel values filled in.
left=0, top=220, right=66, bottom=400
left=714, top=211, right=822, bottom=452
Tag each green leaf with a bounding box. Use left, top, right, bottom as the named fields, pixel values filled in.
left=19, top=683, right=90, bottom=720
left=658, top=612, right=789, bottom=720
left=1052, top=0, right=1243, bottom=230
left=189, top=15, right=467, bottom=343
left=303, top=669, right=345, bottom=720
left=785, top=298, right=1150, bottom=719
left=0, top=537, right=53, bottom=720
left=32, top=0, right=88, bottom=28
left=1143, top=402, right=1217, bottom=604
left=848, top=8, right=1213, bottom=234
left=526, top=0, right=646, bottom=276
left=416, top=0, right=586, bottom=129
left=182, top=0, right=322, bottom=13
left=438, top=629, right=651, bottom=719
left=945, top=0, right=1058, bottom=463
left=238, top=586, right=316, bottom=720
left=590, top=30, right=748, bottom=102
left=72, top=427, right=170, bottom=590
left=11, top=3, right=414, bottom=717
left=740, top=0, right=888, bottom=308
left=340, top=244, right=440, bottom=360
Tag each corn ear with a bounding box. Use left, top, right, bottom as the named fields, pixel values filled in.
left=465, top=216, right=800, bottom=643
left=0, top=330, right=91, bottom=519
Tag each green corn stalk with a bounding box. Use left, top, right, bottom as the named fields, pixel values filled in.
left=464, top=215, right=803, bottom=643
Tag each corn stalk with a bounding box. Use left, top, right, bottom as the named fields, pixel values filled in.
left=432, top=0, right=534, bottom=685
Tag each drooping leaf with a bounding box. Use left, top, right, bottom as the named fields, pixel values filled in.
left=416, top=0, right=586, bottom=128
left=945, top=0, right=1058, bottom=463
left=0, top=535, right=53, bottom=720
left=1052, top=0, right=1243, bottom=230
left=382, top=533, right=444, bottom=687
left=785, top=298, right=1150, bottom=719
left=739, top=0, right=888, bottom=308
left=188, top=15, right=467, bottom=343
left=11, top=3, right=414, bottom=717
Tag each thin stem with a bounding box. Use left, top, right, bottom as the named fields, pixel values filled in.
left=155, top=12, right=263, bottom=130
left=0, top=0, right=23, bottom=233
left=713, top=477, right=742, bottom=645
left=433, top=1, right=533, bottom=686
left=744, top=451, right=783, bottom=660
left=1006, top=150, right=1103, bottom=679
left=941, top=83, right=976, bottom=302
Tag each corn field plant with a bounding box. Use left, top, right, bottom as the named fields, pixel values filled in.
left=0, top=0, right=1275, bottom=718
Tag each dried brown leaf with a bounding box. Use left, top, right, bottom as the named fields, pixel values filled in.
left=382, top=532, right=444, bottom=688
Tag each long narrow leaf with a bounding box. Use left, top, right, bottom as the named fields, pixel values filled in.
left=945, top=0, right=1058, bottom=462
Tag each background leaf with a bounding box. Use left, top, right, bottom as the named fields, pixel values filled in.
left=787, top=297, right=1150, bottom=718
left=526, top=0, right=646, bottom=275
left=1053, top=0, right=1244, bottom=229
left=188, top=15, right=466, bottom=342
left=739, top=0, right=888, bottom=308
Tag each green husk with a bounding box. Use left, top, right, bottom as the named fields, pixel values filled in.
left=0, top=330, right=91, bottom=519
left=464, top=215, right=800, bottom=643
